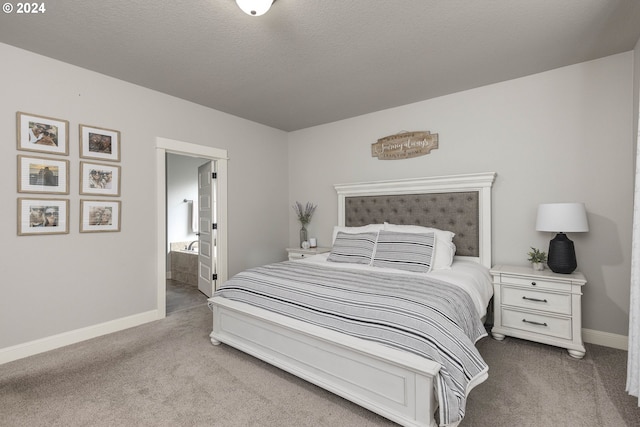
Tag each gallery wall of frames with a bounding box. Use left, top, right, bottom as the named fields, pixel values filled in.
left=16, top=111, right=122, bottom=235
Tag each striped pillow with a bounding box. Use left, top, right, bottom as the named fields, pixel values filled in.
left=372, top=230, right=435, bottom=273
left=327, top=231, right=378, bottom=265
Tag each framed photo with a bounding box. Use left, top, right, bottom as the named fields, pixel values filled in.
left=80, top=161, right=121, bottom=197
left=17, top=198, right=69, bottom=235
left=17, top=112, right=69, bottom=156
left=80, top=200, right=121, bottom=232
left=17, top=155, right=69, bottom=194
left=79, top=124, right=121, bottom=162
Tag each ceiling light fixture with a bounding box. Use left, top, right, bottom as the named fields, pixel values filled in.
left=236, top=0, right=274, bottom=16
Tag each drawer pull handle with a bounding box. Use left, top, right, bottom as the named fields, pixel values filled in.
left=531, top=282, right=537, bottom=286
left=522, top=319, right=548, bottom=327
left=522, top=296, right=547, bottom=303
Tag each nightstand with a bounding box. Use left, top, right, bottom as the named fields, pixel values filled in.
left=490, top=264, right=586, bottom=359
left=286, top=247, right=331, bottom=261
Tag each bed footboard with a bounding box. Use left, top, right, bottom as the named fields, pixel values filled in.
left=209, top=296, right=441, bottom=427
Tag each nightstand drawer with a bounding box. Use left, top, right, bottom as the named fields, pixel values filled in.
left=501, top=308, right=572, bottom=340
left=498, top=275, right=572, bottom=292
left=286, top=247, right=331, bottom=261
left=502, top=287, right=571, bottom=315
left=289, top=252, right=306, bottom=260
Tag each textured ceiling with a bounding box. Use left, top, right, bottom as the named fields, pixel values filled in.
left=1, top=1, right=639, bottom=131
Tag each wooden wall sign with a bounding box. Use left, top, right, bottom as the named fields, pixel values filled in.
left=371, top=131, right=438, bottom=160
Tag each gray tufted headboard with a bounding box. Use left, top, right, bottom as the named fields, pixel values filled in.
left=344, top=192, right=479, bottom=257
left=334, top=173, right=496, bottom=268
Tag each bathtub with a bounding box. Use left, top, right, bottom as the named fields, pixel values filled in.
left=169, top=242, right=199, bottom=286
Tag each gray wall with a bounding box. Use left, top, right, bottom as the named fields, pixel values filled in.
left=0, top=43, right=289, bottom=350
left=288, top=52, right=635, bottom=337
left=635, top=39, right=640, bottom=172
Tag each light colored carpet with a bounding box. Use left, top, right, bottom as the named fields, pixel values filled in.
left=464, top=334, right=638, bottom=426
left=1, top=304, right=639, bottom=427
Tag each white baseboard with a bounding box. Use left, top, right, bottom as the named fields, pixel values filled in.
left=0, top=309, right=160, bottom=365
left=583, top=328, right=628, bottom=351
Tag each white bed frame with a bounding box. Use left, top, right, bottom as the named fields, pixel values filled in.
left=209, top=172, right=496, bottom=427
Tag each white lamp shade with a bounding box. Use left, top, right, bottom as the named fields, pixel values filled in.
left=536, top=203, right=589, bottom=233
left=236, top=0, right=273, bottom=16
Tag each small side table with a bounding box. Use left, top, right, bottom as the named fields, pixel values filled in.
left=490, top=264, right=587, bottom=359
left=286, top=247, right=331, bottom=261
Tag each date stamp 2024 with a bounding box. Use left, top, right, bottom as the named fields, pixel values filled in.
left=3, top=2, right=46, bottom=14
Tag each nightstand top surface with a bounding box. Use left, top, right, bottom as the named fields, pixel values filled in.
left=491, top=264, right=586, bottom=284
left=286, top=247, right=331, bottom=255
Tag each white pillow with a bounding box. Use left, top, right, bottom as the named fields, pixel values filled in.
left=383, top=223, right=456, bottom=269
left=331, top=224, right=385, bottom=244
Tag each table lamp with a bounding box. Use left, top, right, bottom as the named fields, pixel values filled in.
left=535, top=203, right=589, bottom=274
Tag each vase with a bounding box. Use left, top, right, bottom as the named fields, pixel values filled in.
left=532, top=262, right=545, bottom=271
left=300, top=225, right=308, bottom=248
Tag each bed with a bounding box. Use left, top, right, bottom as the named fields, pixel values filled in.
left=208, top=172, right=496, bottom=427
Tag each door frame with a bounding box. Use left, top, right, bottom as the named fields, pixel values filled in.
left=155, top=137, right=228, bottom=319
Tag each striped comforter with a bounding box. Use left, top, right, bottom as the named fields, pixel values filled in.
left=212, top=261, right=488, bottom=426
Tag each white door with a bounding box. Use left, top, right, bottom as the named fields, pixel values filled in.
left=197, top=161, right=216, bottom=297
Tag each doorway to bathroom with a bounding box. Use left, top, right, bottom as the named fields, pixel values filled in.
left=165, top=154, right=212, bottom=314
left=155, top=137, right=228, bottom=319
